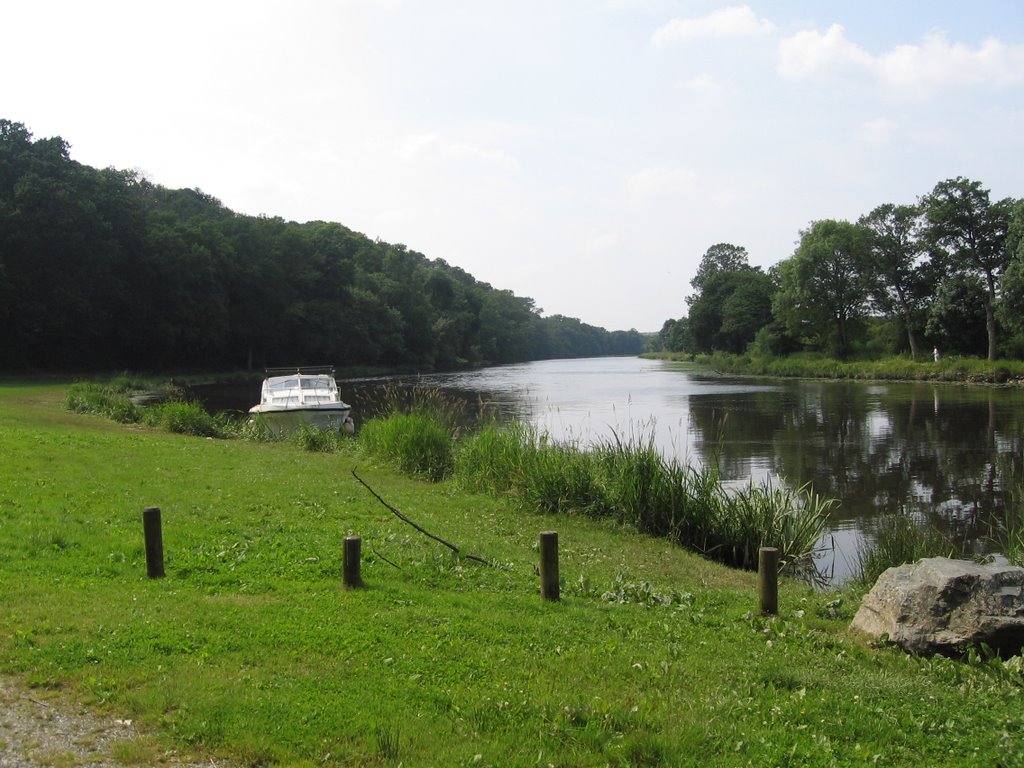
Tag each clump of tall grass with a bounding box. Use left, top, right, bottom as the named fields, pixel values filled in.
left=455, top=422, right=833, bottom=575
left=991, top=481, right=1024, bottom=568
left=358, top=385, right=476, bottom=480
left=704, top=481, right=835, bottom=571
left=142, top=400, right=230, bottom=438
left=64, top=382, right=141, bottom=423
left=854, top=514, right=959, bottom=586
left=292, top=423, right=354, bottom=453
left=360, top=412, right=455, bottom=481
left=369, top=382, right=476, bottom=427
left=64, top=380, right=235, bottom=437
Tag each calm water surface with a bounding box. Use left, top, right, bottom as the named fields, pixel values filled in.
left=201, top=357, right=1024, bottom=583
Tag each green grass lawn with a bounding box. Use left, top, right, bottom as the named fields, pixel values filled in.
left=1, top=381, right=1022, bottom=767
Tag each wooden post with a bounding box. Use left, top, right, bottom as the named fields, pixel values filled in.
left=539, top=531, right=559, bottom=601
left=758, top=546, right=779, bottom=615
left=142, top=507, right=165, bottom=579
left=343, top=536, right=362, bottom=588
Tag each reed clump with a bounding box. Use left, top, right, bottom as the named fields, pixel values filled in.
left=454, top=422, right=832, bottom=576
left=63, top=381, right=142, bottom=423
left=358, top=386, right=472, bottom=481
left=853, top=514, right=959, bottom=585
left=64, top=381, right=230, bottom=437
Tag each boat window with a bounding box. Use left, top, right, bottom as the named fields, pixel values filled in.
left=269, top=378, right=297, bottom=391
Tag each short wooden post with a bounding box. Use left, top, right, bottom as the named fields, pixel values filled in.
left=539, top=531, right=559, bottom=601
left=142, top=507, right=165, bottom=579
left=343, top=536, right=362, bottom=588
left=758, top=546, right=779, bottom=615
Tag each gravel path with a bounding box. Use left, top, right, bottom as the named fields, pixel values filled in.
left=0, top=676, right=228, bottom=768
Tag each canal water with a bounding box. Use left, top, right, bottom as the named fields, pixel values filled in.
left=197, top=357, right=1024, bottom=583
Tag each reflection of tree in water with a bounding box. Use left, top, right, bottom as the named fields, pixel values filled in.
left=688, top=381, right=1024, bottom=554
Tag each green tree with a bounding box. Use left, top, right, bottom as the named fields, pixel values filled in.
left=859, top=203, right=928, bottom=359
left=921, top=177, right=1013, bottom=360
left=689, top=242, right=751, bottom=299
left=774, top=220, right=874, bottom=358
left=659, top=318, right=693, bottom=354
left=926, top=274, right=989, bottom=356
left=997, top=200, right=1024, bottom=350
left=688, top=270, right=773, bottom=354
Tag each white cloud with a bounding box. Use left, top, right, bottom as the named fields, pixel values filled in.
left=653, top=5, right=776, bottom=46
left=876, top=32, right=1024, bottom=92
left=779, top=26, right=1024, bottom=96
left=777, top=24, right=872, bottom=79
left=859, top=117, right=898, bottom=145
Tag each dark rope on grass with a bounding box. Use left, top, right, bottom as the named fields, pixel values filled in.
left=352, top=469, right=492, bottom=567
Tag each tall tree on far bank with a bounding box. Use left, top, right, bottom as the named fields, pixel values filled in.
left=774, top=219, right=874, bottom=358
left=921, top=177, right=1013, bottom=360
left=858, top=203, right=927, bottom=359
left=999, top=200, right=1024, bottom=349
left=688, top=243, right=751, bottom=300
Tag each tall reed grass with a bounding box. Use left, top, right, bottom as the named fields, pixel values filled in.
left=454, top=422, right=832, bottom=575
left=64, top=381, right=142, bottom=423
left=853, top=514, right=959, bottom=585
left=357, top=385, right=470, bottom=480
left=64, top=381, right=232, bottom=437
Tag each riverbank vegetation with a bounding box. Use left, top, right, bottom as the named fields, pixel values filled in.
left=645, top=350, right=1024, bottom=385
left=657, top=178, right=1024, bottom=365
left=5, top=381, right=1024, bottom=766
left=62, top=379, right=832, bottom=577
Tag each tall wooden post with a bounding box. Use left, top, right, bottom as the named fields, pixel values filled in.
left=343, top=536, right=362, bottom=589
left=540, top=531, right=559, bottom=601
left=142, top=507, right=165, bottom=579
left=758, top=546, right=779, bottom=615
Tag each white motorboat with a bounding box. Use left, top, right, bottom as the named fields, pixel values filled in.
left=248, top=367, right=355, bottom=436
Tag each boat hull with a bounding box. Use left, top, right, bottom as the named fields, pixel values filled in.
left=249, top=405, right=354, bottom=437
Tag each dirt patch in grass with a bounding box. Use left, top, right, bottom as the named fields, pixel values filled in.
left=0, top=676, right=230, bottom=768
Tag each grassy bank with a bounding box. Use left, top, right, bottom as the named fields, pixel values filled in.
left=2, top=382, right=1023, bottom=766
left=644, top=351, right=1024, bottom=385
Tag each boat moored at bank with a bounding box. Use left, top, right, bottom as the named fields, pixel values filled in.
left=248, top=367, right=354, bottom=436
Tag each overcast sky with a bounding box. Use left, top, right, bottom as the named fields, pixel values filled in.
left=5, top=1, right=1023, bottom=331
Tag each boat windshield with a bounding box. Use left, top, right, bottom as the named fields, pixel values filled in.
left=268, top=378, right=298, bottom=391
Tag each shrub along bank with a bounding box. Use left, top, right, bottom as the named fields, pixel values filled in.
left=1, top=380, right=1020, bottom=765
left=645, top=351, right=1024, bottom=385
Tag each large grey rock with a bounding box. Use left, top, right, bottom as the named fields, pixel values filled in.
left=851, top=557, right=1024, bottom=657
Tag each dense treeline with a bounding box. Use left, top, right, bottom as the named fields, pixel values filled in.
left=659, top=179, right=1024, bottom=361
left=0, top=119, right=643, bottom=372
